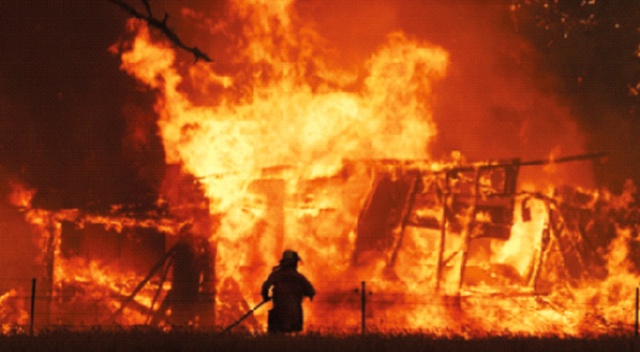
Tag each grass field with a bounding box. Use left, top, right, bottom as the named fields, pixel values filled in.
left=2, top=329, right=640, bottom=352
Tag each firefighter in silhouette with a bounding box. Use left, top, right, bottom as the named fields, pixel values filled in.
left=261, top=249, right=315, bottom=333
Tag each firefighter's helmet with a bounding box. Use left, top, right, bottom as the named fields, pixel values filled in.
left=280, top=249, right=301, bottom=266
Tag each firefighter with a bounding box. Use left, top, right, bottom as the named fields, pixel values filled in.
left=261, top=249, right=315, bottom=333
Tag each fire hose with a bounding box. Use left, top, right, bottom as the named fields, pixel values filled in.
left=221, top=299, right=269, bottom=333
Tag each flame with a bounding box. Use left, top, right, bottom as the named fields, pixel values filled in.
left=0, top=289, right=29, bottom=333
left=7, top=181, right=35, bottom=209
left=116, top=0, right=450, bottom=331
left=53, top=257, right=164, bottom=325
left=108, top=0, right=640, bottom=335
left=3, top=0, right=640, bottom=337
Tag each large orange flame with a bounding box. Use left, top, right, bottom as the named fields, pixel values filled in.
left=110, top=1, right=640, bottom=335
left=116, top=0, right=450, bottom=331
left=3, top=0, right=639, bottom=337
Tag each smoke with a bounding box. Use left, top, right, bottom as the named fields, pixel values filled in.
left=0, top=1, right=166, bottom=210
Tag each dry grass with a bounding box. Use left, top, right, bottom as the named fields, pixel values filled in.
left=1, top=328, right=640, bottom=352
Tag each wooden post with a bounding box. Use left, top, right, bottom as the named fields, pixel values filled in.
left=361, top=281, right=366, bottom=335
left=435, top=173, right=450, bottom=292
left=457, top=169, right=480, bottom=294
left=30, top=278, right=36, bottom=336
left=387, top=172, right=421, bottom=270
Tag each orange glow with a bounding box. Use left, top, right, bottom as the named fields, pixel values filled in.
left=112, top=0, right=638, bottom=335
left=3, top=0, right=639, bottom=337
left=117, top=0, right=451, bottom=331
left=7, top=181, right=35, bottom=209
left=53, top=257, right=165, bottom=325
left=0, top=289, right=28, bottom=333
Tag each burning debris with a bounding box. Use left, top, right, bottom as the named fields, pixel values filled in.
left=353, top=152, right=611, bottom=294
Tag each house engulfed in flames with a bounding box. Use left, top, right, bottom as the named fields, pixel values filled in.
left=2, top=1, right=640, bottom=337
left=4, top=150, right=640, bottom=335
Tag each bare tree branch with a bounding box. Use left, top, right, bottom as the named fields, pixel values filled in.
left=141, top=0, right=153, bottom=17
left=107, top=0, right=212, bottom=63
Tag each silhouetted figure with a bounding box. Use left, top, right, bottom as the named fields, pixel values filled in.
left=261, top=250, right=315, bottom=333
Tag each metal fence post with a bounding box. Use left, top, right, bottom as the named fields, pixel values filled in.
left=30, top=278, right=36, bottom=336
left=361, top=281, right=366, bottom=335
left=635, top=287, right=638, bottom=337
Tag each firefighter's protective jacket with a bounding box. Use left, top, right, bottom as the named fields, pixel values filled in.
left=261, top=266, right=315, bottom=332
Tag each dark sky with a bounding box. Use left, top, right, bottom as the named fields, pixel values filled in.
left=0, top=0, right=638, bottom=210
left=0, top=1, right=164, bottom=210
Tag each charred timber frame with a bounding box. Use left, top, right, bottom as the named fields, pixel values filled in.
left=355, top=151, right=608, bottom=296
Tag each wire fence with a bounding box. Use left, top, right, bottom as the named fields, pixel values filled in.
left=1, top=277, right=639, bottom=336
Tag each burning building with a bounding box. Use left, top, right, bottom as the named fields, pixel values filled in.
left=6, top=149, right=637, bottom=335
left=1, top=0, right=639, bottom=337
